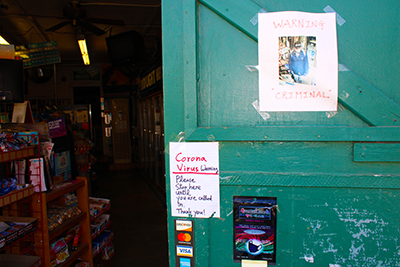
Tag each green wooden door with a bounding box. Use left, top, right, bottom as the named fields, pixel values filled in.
left=162, top=0, right=400, bottom=266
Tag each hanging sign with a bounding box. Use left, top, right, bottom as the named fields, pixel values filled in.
left=258, top=11, right=338, bottom=111
left=170, top=142, right=220, bottom=218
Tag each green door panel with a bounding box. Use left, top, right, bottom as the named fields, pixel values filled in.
left=197, top=4, right=369, bottom=127
left=162, top=0, right=400, bottom=266
left=353, top=143, right=400, bottom=162
left=197, top=0, right=400, bottom=127
left=214, top=186, right=400, bottom=266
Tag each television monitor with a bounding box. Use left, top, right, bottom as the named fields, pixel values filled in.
left=0, top=58, right=24, bottom=102
left=106, top=30, right=146, bottom=68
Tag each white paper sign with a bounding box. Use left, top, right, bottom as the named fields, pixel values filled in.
left=170, top=142, right=220, bottom=218
left=258, top=11, right=338, bottom=111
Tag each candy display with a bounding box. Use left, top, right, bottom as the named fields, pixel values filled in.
left=0, top=220, right=29, bottom=247
left=0, top=216, right=38, bottom=250
left=47, top=205, right=82, bottom=232
left=0, top=177, right=17, bottom=196
left=0, top=132, right=35, bottom=152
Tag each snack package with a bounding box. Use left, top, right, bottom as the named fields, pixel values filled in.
left=0, top=177, right=17, bottom=196
left=102, top=242, right=114, bottom=260
left=50, top=237, right=70, bottom=265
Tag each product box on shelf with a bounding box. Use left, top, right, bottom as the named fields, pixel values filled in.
left=92, top=230, right=113, bottom=252
left=89, top=197, right=110, bottom=217
left=17, top=131, right=39, bottom=146
left=0, top=216, right=38, bottom=250
left=91, top=214, right=110, bottom=235
left=52, top=150, right=72, bottom=181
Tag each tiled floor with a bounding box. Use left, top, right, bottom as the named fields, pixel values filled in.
left=91, top=166, right=169, bottom=267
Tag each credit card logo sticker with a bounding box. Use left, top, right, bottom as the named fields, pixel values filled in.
left=176, top=220, right=193, bottom=232
left=180, top=257, right=191, bottom=267
left=177, top=245, right=193, bottom=257
left=177, top=233, right=192, bottom=242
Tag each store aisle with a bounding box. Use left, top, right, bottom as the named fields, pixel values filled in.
left=91, top=166, right=169, bottom=267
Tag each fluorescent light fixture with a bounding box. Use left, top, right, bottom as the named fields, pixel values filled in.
left=0, top=35, right=9, bottom=45
left=77, top=36, right=90, bottom=65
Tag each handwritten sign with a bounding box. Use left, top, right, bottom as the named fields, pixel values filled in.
left=170, top=142, right=220, bottom=218
left=258, top=11, right=338, bottom=111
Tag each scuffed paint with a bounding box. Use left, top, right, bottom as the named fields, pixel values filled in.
left=304, top=255, right=314, bottom=263
left=299, top=199, right=400, bottom=266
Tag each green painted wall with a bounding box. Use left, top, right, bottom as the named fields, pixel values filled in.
left=162, top=0, right=400, bottom=266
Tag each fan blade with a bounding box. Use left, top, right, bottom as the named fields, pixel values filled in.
left=45, top=21, right=71, bottom=32
left=78, top=20, right=106, bottom=36
left=86, top=17, right=125, bottom=26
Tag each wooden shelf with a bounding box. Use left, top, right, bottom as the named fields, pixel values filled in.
left=57, top=243, right=89, bottom=267
left=0, top=146, right=38, bottom=163
left=93, top=235, right=113, bottom=258
left=90, top=203, right=111, bottom=222
left=49, top=212, right=87, bottom=241
left=0, top=139, right=42, bottom=265
left=0, top=185, right=35, bottom=208
left=91, top=220, right=111, bottom=240
left=33, top=177, right=93, bottom=267
left=94, top=250, right=115, bottom=267
left=46, top=180, right=85, bottom=203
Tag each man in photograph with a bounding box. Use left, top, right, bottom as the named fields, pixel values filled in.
left=289, top=41, right=309, bottom=84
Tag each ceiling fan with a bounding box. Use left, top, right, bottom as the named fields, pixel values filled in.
left=45, top=0, right=125, bottom=36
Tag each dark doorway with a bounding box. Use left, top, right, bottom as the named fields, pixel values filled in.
left=73, top=86, right=103, bottom=156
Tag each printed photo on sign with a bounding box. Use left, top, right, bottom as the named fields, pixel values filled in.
left=279, top=36, right=317, bottom=86
left=233, top=196, right=277, bottom=263
left=258, top=11, right=338, bottom=112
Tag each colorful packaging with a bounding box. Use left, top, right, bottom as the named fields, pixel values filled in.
left=50, top=237, right=70, bottom=265
left=102, top=242, right=114, bottom=260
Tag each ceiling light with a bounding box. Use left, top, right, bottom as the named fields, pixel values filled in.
left=0, top=35, right=9, bottom=45
left=77, top=34, right=90, bottom=65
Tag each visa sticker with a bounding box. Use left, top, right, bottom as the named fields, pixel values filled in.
left=177, top=245, right=193, bottom=257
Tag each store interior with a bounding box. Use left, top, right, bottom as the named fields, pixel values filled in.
left=0, top=0, right=168, bottom=266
